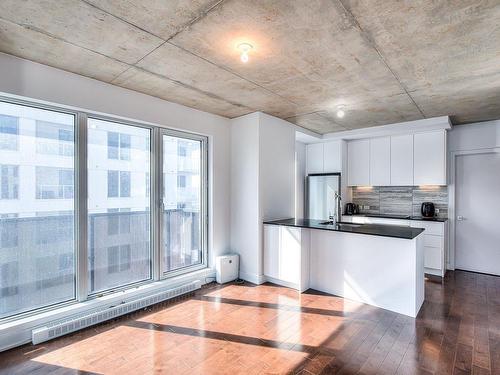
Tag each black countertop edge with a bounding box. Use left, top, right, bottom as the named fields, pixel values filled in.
left=343, top=214, right=448, bottom=222
left=263, top=218, right=425, bottom=240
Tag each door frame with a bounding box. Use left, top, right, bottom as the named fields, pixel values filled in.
left=448, top=147, right=500, bottom=270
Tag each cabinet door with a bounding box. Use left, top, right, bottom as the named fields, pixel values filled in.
left=391, top=135, right=414, bottom=186
left=347, top=139, right=370, bottom=186
left=423, top=235, right=443, bottom=270
left=263, top=225, right=280, bottom=279
left=306, top=143, right=324, bottom=174
left=369, top=137, right=391, bottom=186
left=279, top=226, right=301, bottom=284
left=414, top=130, right=446, bottom=185
left=323, top=141, right=341, bottom=173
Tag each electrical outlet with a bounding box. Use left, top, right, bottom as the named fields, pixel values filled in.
left=363, top=205, right=370, bottom=210
left=435, top=208, right=440, bottom=214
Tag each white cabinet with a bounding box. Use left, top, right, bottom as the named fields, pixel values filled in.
left=306, top=143, right=324, bottom=174
left=323, top=141, right=342, bottom=172
left=306, top=141, right=342, bottom=174
left=342, top=216, right=448, bottom=277
left=347, top=139, right=370, bottom=186
left=414, top=130, right=447, bottom=185
left=369, top=137, right=391, bottom=186
left=410, top=221, right=447, bottom=277
left=391, top=135, right=414, bottom=186
left=263, top=225, right=310, bottom=291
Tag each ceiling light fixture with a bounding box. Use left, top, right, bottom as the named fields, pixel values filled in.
left=336, top=106, right=345, bottom=118
left=237, top=43, right=253, bottom=63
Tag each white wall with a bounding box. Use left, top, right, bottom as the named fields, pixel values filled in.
left=230, top=112, right=296, bottom=283
left=0, top=52, right=232, bottom=266
left=230, top=112, right=260, bottom=280
left=446, top=120, right=500, bottom=270
left=259, top=113, right=295, bottom=221
left=295, top=142, right=306, bottom=219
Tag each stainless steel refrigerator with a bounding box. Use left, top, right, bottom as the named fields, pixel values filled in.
left=306, top=173, right=341, bottom=220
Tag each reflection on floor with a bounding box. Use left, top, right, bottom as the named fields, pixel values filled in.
left=0, top=270, right=499, bottom=374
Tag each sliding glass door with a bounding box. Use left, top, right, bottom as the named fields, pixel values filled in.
left=161, top=130, right=207, bottom=275
left=87, top=118, right=152, bottom=294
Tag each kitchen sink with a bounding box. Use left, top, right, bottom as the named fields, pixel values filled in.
left=319, top=221, right=362, bottom=228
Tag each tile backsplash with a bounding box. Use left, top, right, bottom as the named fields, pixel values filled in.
left=350, top=186, right=448, bottom=218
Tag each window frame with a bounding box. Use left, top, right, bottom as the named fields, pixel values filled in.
left=0, top=97, right=79, bottom=322
left=159, top=128, right=209, bottom=278
left=0, top=95, right=210, bottom=323
left=87, top=115, right=155, bottom=298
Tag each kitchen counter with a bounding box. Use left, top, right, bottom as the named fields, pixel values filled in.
left=263, top=218, right=424, bottom=240
left=263, top=218, right=425, bottom=317
left=344, top=213, right=448, bottom=222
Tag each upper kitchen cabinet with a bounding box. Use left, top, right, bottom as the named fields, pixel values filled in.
left=347, top=139, right=370, bottom=186
left=390, top=135, right=414, bottom=186
left=306, top=143, right=324, bottom=174
left=323, top=141, right=342, bottom=173
left=369, top=137, right=391, bottom=186
left=306, top=141, right=342, bottom=174
left=414, top=130, right=447, bottom=185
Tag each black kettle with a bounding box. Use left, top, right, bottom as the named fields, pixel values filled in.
left=421, top=202, right=435, bottom=218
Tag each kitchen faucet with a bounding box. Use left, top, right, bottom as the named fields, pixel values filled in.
left=329, top=191, right=342, bottom=226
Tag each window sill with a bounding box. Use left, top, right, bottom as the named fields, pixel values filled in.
left=0, top=267, right=215, bottom=352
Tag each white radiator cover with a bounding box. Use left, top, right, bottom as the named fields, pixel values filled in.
left=32, top=280, right=201, bottom=344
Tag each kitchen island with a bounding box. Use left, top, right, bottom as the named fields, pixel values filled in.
left=263, top=219, right=425, bottom=317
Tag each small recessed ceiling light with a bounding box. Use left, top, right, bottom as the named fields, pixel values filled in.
left=237, top=43, right=253, bottom=63
left=336, top=108, right=345, bottom=118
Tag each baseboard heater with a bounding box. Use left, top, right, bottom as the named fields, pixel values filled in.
left=32, top=280, right=201, bottom=345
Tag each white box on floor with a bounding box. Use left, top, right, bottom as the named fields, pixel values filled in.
left=215, top=254, right=239, bottom=284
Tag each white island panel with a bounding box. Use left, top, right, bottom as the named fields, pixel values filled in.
left=309, top=230, right=424, bottom=317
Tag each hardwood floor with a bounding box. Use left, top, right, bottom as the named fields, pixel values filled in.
left=0, top=270, right=499, bottom=374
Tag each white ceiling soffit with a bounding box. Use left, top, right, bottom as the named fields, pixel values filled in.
left=298, top=116, right=451, bottom=143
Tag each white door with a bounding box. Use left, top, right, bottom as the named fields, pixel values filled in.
left=455, top=151, right=500, bottom=275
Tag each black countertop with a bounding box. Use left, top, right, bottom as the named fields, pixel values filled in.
left=344, top=213, right=448, bottom=222
left=263, top=218, right=424, bottom=240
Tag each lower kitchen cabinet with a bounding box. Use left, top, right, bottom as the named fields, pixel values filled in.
left=411, top=221, right=448, bottom=277
left=342, top=216, right=448, bottom=277
left=263, top=224, right=310, bottom=291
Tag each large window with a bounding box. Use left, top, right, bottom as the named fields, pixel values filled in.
left=0, top=101, right=76, bottom=319
left=162, top=132, right=206, bottom=274
left=88, top=118, right=151, bottom=294
left=0, top=98, right=208, bottom=321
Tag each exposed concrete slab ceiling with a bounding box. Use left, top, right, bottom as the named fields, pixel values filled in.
left=0, top=0, right=499, bottom=133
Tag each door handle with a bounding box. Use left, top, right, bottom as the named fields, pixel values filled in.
left=457, top=215, right=465, bottom=221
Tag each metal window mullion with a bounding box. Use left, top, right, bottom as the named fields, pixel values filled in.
left=76, top=112, right=89, bottom=301
left=152, top=127, right=161, bottom=281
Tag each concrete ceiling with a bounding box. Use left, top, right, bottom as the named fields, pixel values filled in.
left=0, top=0, right=499, bottom=134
